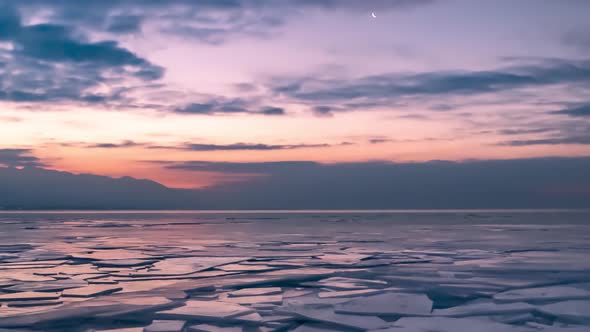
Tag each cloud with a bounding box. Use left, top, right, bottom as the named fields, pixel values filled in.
left=0, top=149, right=45, bottom=167
left=173, top=99, right=287, bottom=116
left=0, top=4, right=163, bottom=107
left=291, top=0, right=435, bottom=10
left=14, top=25, right=159, bottom=74
left=0, top=116, right=22, bottom=122
left=552, top=103, right=590, bottom=117
left=173, top=101, right=248, bottom=115
left=500, top=136, right=590, bottom=146
left=150, top=142, right=332, bottom=151
left=3, top=0, right=584, bottom=123
left=87, top=140, right=144, bottom=149
left=153, top=160, right=318, bottom=173
left=497, top=119, right=590, bottom=146
left=270, top=59, right=590, bottom=109
left=12, top=0, right=434, bottom=12
left=61, top=140, right=344, bottom=151
left=563, top=28, right=590, bottom=51
left=312, top=106, right=337, bottom=117
left=261, top=107, right=286, bottom=116
left=160, top=14, right=284, bottom=45
left=498, top=128, right=557, bottom=135
left=5, top=1, right=434, bottom=45
left=369, top=138, right=393, bottom=144
left=106, top=15, right=144, bottom=33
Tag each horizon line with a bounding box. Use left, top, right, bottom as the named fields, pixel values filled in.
left=1, top=209, right=589, bottom=214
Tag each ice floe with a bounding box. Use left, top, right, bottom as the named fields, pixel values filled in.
left=0, top=291, right=60, bottom=301
left=62, top=285, right=123, bottom=298
left=228, top=287, right=282, bottom=297
left=187, top=325, right=242, bottom=332
left=155, top=300, right=255, bottom=320
left=335, top=292, right=433, bottom=316
left=278, top=307, right=388, bottom=330
left=433, top=300, right=535, bottom=317
left=494, top=286, right=590, bottom=303
left=382, top=317, right=537, bottom=332
left=317, top=289, right=386, bottom=298
left=143, top=320, right=186, bottom=332
left=537, top=300, right=590, bottom=324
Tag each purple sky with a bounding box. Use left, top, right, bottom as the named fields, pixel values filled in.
left=1, top=0, right=589, bottom=188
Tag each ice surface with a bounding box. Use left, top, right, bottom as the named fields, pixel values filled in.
left=537, top=300, right=590, bottom=324
left=490, top=312, right=538, bottom=324
left=335, top=292, right=433, bottom=316
left=533, top=327, right=590, bottom=332
left=3, top=279, right=87, bottom=292
left=0, top=279, right=18, bottom=288
left=261, top=314, right=295, bottom=323
left=433, top=301, right=535, bottom=317
left=228, top=287, right=282, bottom=297
left=231, top=311, right=263, bottom=323
left=283, top=294, right=352, bottom=306
left=317, top=289, right=386, bottom=298
left=94, top=259, right=158, bottom=268
left=88, top=277, right=119, bottom=285
left=0, top=293, right=175, bottom=328
left=317, top=253, right=372, bottom=265
left=383, top=317, right=537, bottom=332
left=0, top=291, right=60, bottom=301
left=1, top=211, right=589, bottom=331
left=278, top=307, right=388, bottom=330
left=0, top=273, right=56, bottom=283
left=283, top=289, right=314, bottom=298
left=33, top=263, right=103, bottom=276
left=62, top=285, right=123, bottom=297
left=291, top=324, right=342, bottom=332
left=187, top=325, right=242, bottom=332
left=494, top=286, right=590, bottom=302
left=6, top=299, right=63, bottom=307
left=221, top=294, right=283, bottom=305
left=0, top=260, right=68, bottom=269
left=218, top=264, right=274, bottom=272
left=140, top=257, right=249, bottom=276
left=143, top=320, right=186, bottom=332
left=73, top=250, right=155, bottom=261
left=310, top=277, right=387, bottom=288
left=155, top=300, right=254, bottom=320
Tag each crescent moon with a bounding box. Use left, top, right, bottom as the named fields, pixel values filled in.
left=371, top=12, right=377, bottom=18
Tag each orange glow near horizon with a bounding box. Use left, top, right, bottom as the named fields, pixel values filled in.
left=27, top=138, right=590, bottom=188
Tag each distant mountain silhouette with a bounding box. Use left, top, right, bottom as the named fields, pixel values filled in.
left=2, top=156, right=590, bottom=210
left=0, top=167, right=199, bottom=210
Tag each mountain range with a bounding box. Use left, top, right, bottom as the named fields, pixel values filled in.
left=2, top=156, right=590, bottom=210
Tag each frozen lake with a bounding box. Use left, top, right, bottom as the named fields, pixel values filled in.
left=0, top=210, right=589, bottom=331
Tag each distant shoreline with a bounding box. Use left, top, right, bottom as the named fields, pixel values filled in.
left=0, top=209, right=588, bottom=214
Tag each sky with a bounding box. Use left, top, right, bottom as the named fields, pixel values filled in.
left=1, top=0, right=590, bottom=190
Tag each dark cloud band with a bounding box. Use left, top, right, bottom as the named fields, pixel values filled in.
left=271, top=60, right=590, bottom=109
left=0, top=149, right=45, bottom=168
left=0, top=3, right=163, bottom=106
